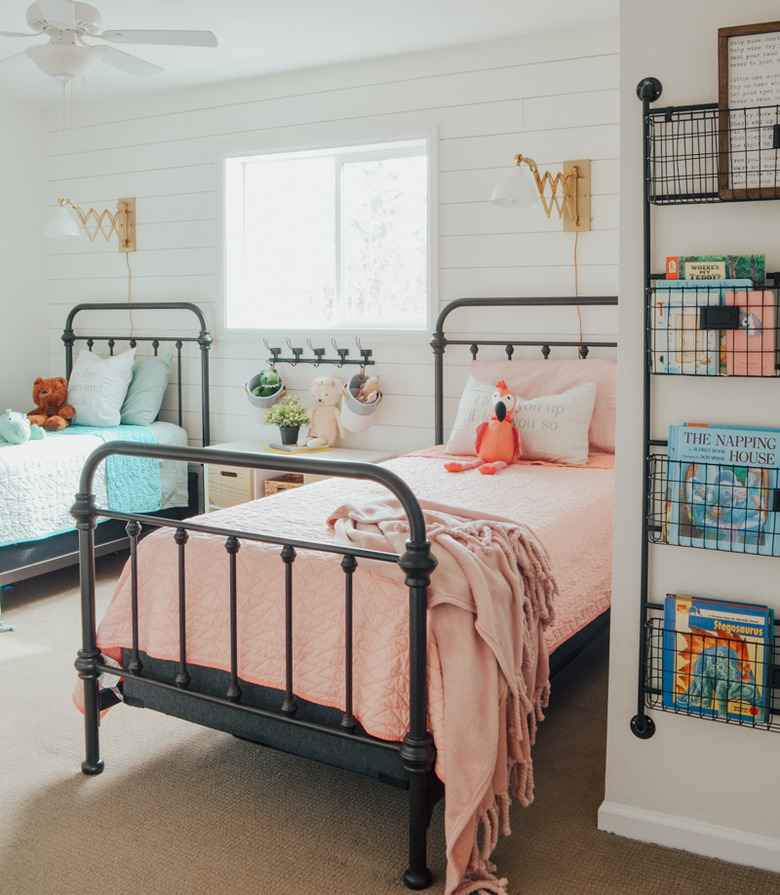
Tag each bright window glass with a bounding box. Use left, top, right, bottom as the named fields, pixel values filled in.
left=223, top=138, right=429, bottom=331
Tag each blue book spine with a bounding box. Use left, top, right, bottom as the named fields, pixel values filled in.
left=661, top=595, right=679, bottom=710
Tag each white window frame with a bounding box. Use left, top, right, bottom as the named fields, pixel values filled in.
left=217, top=125, right=438, bottom=339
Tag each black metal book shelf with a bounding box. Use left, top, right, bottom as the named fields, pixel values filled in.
left=632, top=77, right=780, bottom=739
left=646, top=276, right=780, bottom=377
left=645, top=98, right=780, bottom=204
left=641, top=607, right=780, bottom=732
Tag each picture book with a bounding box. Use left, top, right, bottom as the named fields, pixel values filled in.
left=265, top=443, right=333, bottom=453
left=666, top=423, right=780, bottom=555
left=662, top=593, right=774, bottom=723
left=665, top=254, right=765, bottom=285
left=724, top=289, right=777, bottom=377
left=651, top=280, right=752, bottom=374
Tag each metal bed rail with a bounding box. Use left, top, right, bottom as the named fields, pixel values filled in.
left=73, top=442, right=438, bottom=889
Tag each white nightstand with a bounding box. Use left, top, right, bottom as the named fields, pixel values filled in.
left=203, top=440, right=393, bottom=511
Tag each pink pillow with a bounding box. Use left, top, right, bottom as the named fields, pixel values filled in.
left=469, top=358, right=616, bottom=453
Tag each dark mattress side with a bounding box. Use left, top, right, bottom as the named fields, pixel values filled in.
left=121, top=651, right=411, bottom=789
left=119, top=610, right=609, bottom=788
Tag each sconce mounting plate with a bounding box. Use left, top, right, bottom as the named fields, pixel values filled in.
left=117, top=197, right=136, bottom=253
left=563, top=159, right=591, bottom=233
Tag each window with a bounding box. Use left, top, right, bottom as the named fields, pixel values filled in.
left=222, top=136, right=432, bottom=332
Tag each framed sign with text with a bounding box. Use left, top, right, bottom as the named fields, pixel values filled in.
left=718, top=21, right=780, bottom=199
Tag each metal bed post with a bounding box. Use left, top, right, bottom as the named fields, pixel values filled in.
left=72, top=485, right=104, bottom=775
left=399, top=536, right=438, bottom=889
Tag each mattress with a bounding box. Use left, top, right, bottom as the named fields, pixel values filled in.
left=0, top=420, right=189, bottom=547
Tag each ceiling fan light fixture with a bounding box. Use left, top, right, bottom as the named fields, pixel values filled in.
left=26, top=42, right=102, bottom=83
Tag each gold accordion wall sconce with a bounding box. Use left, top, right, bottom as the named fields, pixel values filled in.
left=44, top=196, right=136, bottom=252
left=490, top=155, right=591, bottom=232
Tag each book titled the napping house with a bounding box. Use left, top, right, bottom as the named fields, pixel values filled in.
left=666, top=423, right=780, bottom=555
left=662, top=594, right=773, bottom=723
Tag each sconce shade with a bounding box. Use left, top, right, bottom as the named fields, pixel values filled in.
left=44, top=204, right=81, bottom=239
left=490, top=166, right=539, bottom=209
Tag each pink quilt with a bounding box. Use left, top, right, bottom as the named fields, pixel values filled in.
left=86, top=454, right=614, bottom=894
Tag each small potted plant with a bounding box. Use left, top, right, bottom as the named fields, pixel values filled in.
left=264, top=395, right=310, bottom=444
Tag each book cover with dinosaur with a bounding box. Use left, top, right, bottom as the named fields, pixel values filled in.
left=662, top=594, right=774, bottom=723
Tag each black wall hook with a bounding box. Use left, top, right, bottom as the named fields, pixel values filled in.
left=307, top=339, right=326, bottom=366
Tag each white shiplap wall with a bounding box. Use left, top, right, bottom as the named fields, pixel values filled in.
left=1, top=100, right=49, bottom=410
left=602, top=0, right=780, bottom=873
left=45, top=27, right=618, bottom=452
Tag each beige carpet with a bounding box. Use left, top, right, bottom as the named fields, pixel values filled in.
left=1, top=553, right=778, bottom=895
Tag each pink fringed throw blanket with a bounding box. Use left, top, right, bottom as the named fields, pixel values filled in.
left=328, top=497, right=558, bottom=895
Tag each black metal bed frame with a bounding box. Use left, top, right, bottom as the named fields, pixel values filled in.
left=431, top=295, right=619, bottom=445
left=0, top=302, right=212, bottom=584
left=74, top=296, right=618, bottom=889
left=63, top=301, right=213, bottom=447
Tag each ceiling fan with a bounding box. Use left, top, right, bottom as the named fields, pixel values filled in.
left=0, top=0, right=218, bottom=84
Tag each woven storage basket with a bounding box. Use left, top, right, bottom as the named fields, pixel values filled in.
left=264, top=473, right=304, bottom=496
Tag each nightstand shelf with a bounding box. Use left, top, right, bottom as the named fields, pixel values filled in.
left=203, top=440, right=393, bottom=511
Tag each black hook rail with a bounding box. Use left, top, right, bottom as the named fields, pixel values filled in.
left=262, top=337, right=375, bottom=368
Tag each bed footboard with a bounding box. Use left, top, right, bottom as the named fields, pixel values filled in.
left=73, top=443, right=438, bottom=889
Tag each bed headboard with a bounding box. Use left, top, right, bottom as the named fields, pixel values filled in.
left=61, top=302, right=212, bottom=447
left=430, top=296, right=619, bottom=445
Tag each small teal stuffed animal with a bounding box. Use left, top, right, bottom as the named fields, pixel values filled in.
left=0, top=408, right=45, bottom=444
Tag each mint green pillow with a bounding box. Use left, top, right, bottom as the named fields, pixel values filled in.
left=120, top=354, right=172, bottom=426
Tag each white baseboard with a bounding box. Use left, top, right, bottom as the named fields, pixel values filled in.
left=598, top=801, right=780, bottom=874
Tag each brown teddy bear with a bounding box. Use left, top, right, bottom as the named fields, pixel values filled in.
left=28, top=377, right=75, bottom=431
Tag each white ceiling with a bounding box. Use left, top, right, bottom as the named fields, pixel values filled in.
left=0, top=0, right=618, bottom=111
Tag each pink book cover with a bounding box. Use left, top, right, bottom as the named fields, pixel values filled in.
left=725, top=290, right=777, bottom=376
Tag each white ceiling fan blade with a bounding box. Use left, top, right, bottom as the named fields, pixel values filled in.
left=35, top=0, right=77, bottom=29
left=97, top=45, right=162, bottom=77
left=0, top=49, right=31, bottom=69
left=0, top=31, right=36, bottom=38
left=100, top=29, right=218, bottom=48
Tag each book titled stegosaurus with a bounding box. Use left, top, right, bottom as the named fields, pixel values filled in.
left=662, top=594, right=774, bottom=723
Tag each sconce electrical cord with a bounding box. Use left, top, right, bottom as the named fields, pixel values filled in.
left=574, top=229, right=584, bottom=354
left=125, top=252, right=134, bottom=338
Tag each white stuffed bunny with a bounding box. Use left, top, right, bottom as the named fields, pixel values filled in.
left=298, top=375, right=345, bottom=448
